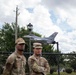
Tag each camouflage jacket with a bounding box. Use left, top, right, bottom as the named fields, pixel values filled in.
left=28, top=54, right=50, bottom=75
left=3, top=51, right=26, bottom=75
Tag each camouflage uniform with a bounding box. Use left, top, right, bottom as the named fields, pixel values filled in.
left=28, top=54, right=50, bottom=75
left=3, top=38, right=26, bottom=75
left=28, top=43, right=50, bottom=75
left=3, top=51, right=26, bottom=75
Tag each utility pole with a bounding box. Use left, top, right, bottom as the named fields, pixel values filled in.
left=15, top=6, right=19, bottom=41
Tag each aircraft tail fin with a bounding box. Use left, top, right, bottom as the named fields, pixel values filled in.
left=48, top=32, right=58, bottom=40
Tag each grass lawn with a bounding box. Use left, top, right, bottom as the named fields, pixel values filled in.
left=49, top=72, right=76, bottom=75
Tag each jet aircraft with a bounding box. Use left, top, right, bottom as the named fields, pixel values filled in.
left=24, top=32, right=58, bottom=44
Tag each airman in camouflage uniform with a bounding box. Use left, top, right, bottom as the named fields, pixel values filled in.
left=3, top=38, right=26, bottom=75
left=28, top=42, right=50, bottom=75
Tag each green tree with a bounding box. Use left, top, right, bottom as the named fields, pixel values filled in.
left=67, top=51, right=76, bottom=71
left=0, top=22, right=42, bottom=52
left=0, top=23, right=15, bottom=51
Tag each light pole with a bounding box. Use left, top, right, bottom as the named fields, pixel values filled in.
left=27, top=23, right=33, bottom=56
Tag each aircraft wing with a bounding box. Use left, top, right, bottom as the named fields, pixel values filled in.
left=24, top=35, right=42, bottom=40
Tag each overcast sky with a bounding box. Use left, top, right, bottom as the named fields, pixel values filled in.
left=0, top=0, right=76, bottom=53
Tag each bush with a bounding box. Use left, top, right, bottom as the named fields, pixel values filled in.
left=50, top=68, right=54, bottom=74
left=65, top=68, right=72, bottom=74
left=0, top=65, right=4, bottom=74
